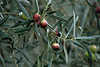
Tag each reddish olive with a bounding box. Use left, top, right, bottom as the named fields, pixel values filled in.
left=40, top=19, right=48, bottom=28
left=52, top=43, right=60, bottom=51
left=33, top=13, right=41, bottom=22
left=96, top=7, right=100, bottom=13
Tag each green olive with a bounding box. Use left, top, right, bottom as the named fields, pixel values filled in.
left=89, top=45, right=96, bottom=53
left=85, top=52, right=96, bottom=61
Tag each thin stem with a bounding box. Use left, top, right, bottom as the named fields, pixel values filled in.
left=42, top=4, right=49, bottom=19
left=73, top=10, right=76, bottom=38
left=75, top=35, right=100, bottom=39
left=0, top=12, right=17, bottom=15
left=35, top=0, right=39, bottom=13
left=42, top=0, right=52, bottom=19
left=12, top=51, right=18, bottom=67
left=63, top=39, right=68, bottom=64
left=65, top=16, right=79, bottom=39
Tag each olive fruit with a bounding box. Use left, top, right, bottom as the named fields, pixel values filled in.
left=85, top=52, right=96, bottom=61
left=40, top=19, right=48, bottom=28
left=89, top=45, right=96, bottom=53
left=52, top=43, right=60, bottom=51
left=96, top=7, right=100, bottom=13
left=33, top=13, right=41, bottom=22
